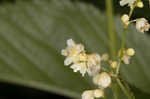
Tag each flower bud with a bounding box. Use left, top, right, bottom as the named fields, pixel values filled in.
left=95, top=72, right=111, bottom=88
left=121, top=14, right=130, bottom=26
left=137, top=1, right=144, bottom=8
left=126, top=48, right=135, bottom=56
left=82, top=90, right=94, bottom=99
left=110, top=61, right=118, bottom=69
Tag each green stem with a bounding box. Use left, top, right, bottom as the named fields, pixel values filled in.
left=120, top=27, right=127, bottom=59
left=106, top=0, right=116, bottom=59
left=112, top=83, right=119, bottom=99
left=116, top=78, right=133, bottom=99
left=115, top=27, right=127, bottom=75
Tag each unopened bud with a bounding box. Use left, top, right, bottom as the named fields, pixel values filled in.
left=110, top=61, right=118, bottom=69
left=126, top=48, right=135, bottom=56
left=97, top=72, right=111, bottom=88
left=121, top=14, right=130, bottom=26
left=137, top=1, right=144, bottom=8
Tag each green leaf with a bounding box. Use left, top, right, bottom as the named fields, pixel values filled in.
left=0, top=0, right=149, bottom=98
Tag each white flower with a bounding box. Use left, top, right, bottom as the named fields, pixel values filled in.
left=82, top=90, right=94, bottom=99
left=70, top=62, right=87, bottom=76
left=94, top=89, right=104, bottom=98
left=120, top=0, right=137, bottom=7
left=61, top=39, right=84, bottom=57
left=93, top=72, right=111, bottom=88
left=136, top=18, right=150, bottom=33
left=87, top=54, right=101, bottom=76
left=62, top=39, right=102, bottom=76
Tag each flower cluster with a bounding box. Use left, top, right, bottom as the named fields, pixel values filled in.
left=60, top=0, right=149, bottom=99
left=120, top=0, right=150, bottom=33
left=61, top=39, right=101, bottom=77
left=61, top=39, right=113, bottom=99
left=61, top=39, right=136, bottom=99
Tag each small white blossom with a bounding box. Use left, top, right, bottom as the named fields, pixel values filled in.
left=62, top=39, right=87, bottom=76
left=94, top=89, right=104, bottom=98
left=61, top=39, right=84, bottom=57
left=87, top=54, right=101, bottom=76
left=62, top=39, right=102, bottom=76
left=94, top=72, right=111, bottom=88
left=136, top=18, right=150, bottom=33
left=70, top=62, right=87, bottom=76
left=82, top=90, right=94, bottom=99
left=120, top=0, right=137, bottom=7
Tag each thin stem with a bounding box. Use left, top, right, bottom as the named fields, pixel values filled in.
left=115, top=27, right=127, bottom=75
left=116, top=78, right=133, bottom=99
left=112, top=83, right=119, bottom=99
left=115, top=5, right=136, bottom=99
left=106, top=0, right=116, bottom=59
left=116, top=60, right=121, bottom=75
left=120, top=27, right=127, bottom=59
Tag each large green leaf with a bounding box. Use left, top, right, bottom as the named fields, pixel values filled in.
left=0, top=0, right=150, bottom=98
